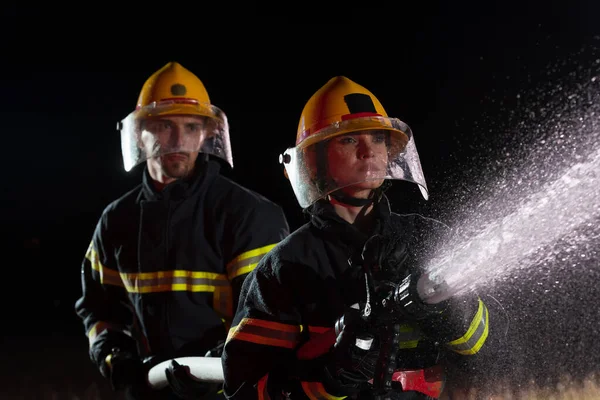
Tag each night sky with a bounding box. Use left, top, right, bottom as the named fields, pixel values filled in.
left=2, top=4, right=599, bottom=398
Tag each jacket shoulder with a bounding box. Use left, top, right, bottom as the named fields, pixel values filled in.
left=390, top=213, right=451, bottom=235
left=389, top=212, right=453, bottom=259
left=87, top=184, right=143, bottom=244
left=100, top=184, right=143, bottom=218
left=209, top=175, right=288, bottom=217
left=255, top=223, right=320, bottom=273
left=271, top=222, right=315, bottom=252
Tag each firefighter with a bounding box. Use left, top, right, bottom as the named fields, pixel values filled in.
left=74, top=62, right=290, bottom=400
left=222, top=76, right=490, bottom=399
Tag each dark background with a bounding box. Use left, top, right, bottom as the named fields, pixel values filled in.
left=1, top=3, right=599, bottom=398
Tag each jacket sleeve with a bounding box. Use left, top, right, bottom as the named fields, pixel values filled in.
left=409, top=218, right=490, bottom=356
left=423, top=294, right=490, bottom=357
left=223, top=201, right=290, bottom=327
left=412, top=216, right=490, bottom=357
left=223, top=255, right=343, bottom=400
left=74, top=212, right=139, bottom=376
left=222, top=255, right=301, bottom=400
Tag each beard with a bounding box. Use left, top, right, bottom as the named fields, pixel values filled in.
left=160, top=153, right=193, bottom=179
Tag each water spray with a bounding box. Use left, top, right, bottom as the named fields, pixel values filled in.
left=416, top=54, right=600, bottom=306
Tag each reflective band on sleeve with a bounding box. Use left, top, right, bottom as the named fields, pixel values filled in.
left=226, top=243, right=278, bottom=280
left=87, top=321, right=131, bottom=348
left=398, top=323, right=421, bottom=349
left=226, top=318, right=301, bottom=349
left=307, top=326, right=330, bottom=334
left=257, top=374, right=271, bottom=400
left=87, top=245, right=124, bottom=287
left=301, top=382, right=347, bottom=399
left=446, top=298, right=489, bottom=355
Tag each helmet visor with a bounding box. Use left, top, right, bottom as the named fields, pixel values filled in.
left=281, top=118, right=428, bottom=208
left=119, top=100, right=233, bottom=171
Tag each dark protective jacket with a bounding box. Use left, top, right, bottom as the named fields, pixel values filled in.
left=222, top=196, right=489, bottom=399
left=75, top=158, right=290, bottom=373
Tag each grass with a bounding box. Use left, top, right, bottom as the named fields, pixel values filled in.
left=4, top=327, right=599, bottom=399
left=444, top=373, right=600, bottom=399
left=4, top=373, right=600, bottom=399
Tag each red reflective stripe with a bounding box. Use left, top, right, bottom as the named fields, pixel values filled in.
left=308, top=326, right=331, bottom=334
left=227, top=318, right=301, bottom=349
left=135, top=97, right=199, bottom=110
left=391, top=365, right=445, bottom=398
left=296, top=328, right=337, bottom=360
left=257, top=374, right=270, bottom=400
left=158, top=98, right=198, bottom=104
left=298, top=128, right=311, bottom=144
left=341, top=111, right=381, bottom=121
left=298, top=112, right=384, bottom=143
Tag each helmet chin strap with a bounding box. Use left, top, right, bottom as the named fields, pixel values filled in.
left=329, top=180, right=392, bottom=207
left=330, top=191, right=374, bottom=207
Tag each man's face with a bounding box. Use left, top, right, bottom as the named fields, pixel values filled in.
left=326, top=130, right=389, bottom=197
left=140, top=115, right=208, bottom=181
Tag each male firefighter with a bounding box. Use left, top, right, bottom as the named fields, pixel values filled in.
left=222, top=76, right=489, bottom=399
left=74, top=62, right=290, bottom=400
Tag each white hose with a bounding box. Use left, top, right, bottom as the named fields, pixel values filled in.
left=147, top=356, right=224, bottom=390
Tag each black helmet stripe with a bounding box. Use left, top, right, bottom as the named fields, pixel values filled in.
left=344, top=93, right=377, bottom=114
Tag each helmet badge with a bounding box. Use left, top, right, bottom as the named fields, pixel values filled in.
left=170, top=83, right=187, bottom=96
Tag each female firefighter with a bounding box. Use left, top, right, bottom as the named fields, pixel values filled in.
left=221, top=76, right=490, bottom=399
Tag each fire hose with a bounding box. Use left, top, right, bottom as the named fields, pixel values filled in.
left=147, top=356, right=224, bottom=389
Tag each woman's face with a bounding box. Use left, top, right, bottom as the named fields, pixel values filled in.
left=326, top=130, right=388, bottom=198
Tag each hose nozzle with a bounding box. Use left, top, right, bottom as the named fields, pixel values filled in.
left=416, top=271, right=450, bottom=304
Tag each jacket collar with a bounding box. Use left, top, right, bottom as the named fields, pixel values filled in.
left=138, top=157, right=221, bottom=203
left=307, top=194, right=393, bottom=248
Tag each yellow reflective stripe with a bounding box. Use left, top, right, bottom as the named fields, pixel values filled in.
left=257, top=374, right=271, bottom=400
left=301, top=382, right=347, bottom=399
left=87, top=246, right=124, bottom=287
left=122, top=269, right=228, bottom=293
left=446, top=298, right=489, bottom=355
left=398, top=323, right=421, bottom=349
left=226, top=243, right=277, bottom=280
left=400, top=340, right=420, bottom=349
left=85, top=240, right=94, bottom=259
left=87, top=321, right=131, bottom=348
left=87, top=246, right=229, bottom=293
left=227, top=318, right=301, bottom=349
left=119, top=269, right=228, bottom=293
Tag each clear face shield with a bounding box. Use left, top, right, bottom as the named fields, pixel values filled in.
left=280, top=117, right=428, bottom=208
left=118, top=100, right=233, bottom=172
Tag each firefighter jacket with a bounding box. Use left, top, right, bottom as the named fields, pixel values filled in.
left=222, top=195, right=489, bottom=399
left=75, top=158, right=290, bottom=373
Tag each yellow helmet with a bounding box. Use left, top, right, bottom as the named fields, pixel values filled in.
left=296, top=76, right=408, bottom=152
left=280, top=76, right=428, bottom=208
left=118, top=62, right=232, bottom=172
left=136, top=62, right=211, bottom=113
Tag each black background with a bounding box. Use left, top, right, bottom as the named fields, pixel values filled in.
left=2, top=3, right=599, bottom=398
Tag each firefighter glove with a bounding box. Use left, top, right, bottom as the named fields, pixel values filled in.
left=103, top=348, right=145, bottom=392
left=165, top=359, right=222, bottom=399
left=204, top=340, right=225, bottom=357
left=321, top=308, right=380, bottom=396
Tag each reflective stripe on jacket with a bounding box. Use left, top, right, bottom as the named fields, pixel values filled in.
left=222, top=196, right=488, bottom=399
left=75, top=159, right=290, bottom=368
